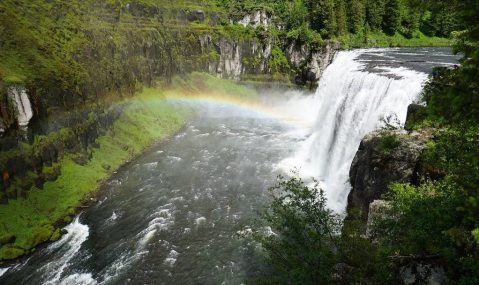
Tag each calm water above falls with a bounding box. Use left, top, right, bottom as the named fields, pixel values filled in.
left=0, top=48, right=459, bottom=284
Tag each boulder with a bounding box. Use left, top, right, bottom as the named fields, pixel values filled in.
left=347, top=130, right=430, bottom=220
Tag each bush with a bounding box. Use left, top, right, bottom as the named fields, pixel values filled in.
left=249, top=176, right=386, bottom=284
left=250, top=176, right=341, bottom=284
left=376, top=133, right=400, bottom=156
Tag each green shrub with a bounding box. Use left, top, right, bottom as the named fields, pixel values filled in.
left=376, top=133, right=400, bottom=156
left=250, top=176, right=341, bottom=284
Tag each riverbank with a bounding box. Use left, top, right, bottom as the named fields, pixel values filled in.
left=339, top=31, right=451, bottom=49
left=0, top=73, right=256, bottom=261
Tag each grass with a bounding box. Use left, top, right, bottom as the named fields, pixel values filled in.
left=376, top=132, right=401, bottom=156
left=0, top=72, right=258, bottom=261
left=170, top=72, right=257, bottom=98
left=0, top=87, right=189, bottom=260
left=339, top=31, right=451, bottom=49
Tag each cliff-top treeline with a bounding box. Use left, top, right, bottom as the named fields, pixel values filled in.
left=220, top=0, right=462, bottom=46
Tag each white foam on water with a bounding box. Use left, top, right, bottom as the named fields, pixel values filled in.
left=0, top=267, right=10, bottom=277
left=163, top=250, right=179, bottom=267
left=195, top=217, right=206, bottom=227
left=143, top=162, right=159, bottom=169
left=97, top=205, right=177, bottom=284
left=167, top=155, right=182, bottom=162
left=58, top=273, right=97, bottom=285
left=279, top=50, right=428, bottom=213
left=105, top=211, right=118, bottom=224
left=41, top=216, right=92, bottom=285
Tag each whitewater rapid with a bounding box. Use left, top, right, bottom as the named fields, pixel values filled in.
left=279, top=49, right=430, bottom=212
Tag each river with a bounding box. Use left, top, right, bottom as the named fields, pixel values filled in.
left=0, top=47, right=459, bottom=284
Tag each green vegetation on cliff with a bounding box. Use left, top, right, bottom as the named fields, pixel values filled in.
left=375, top=0, right=479, bottom=281
left=0, top=73, right=256, bottom=261
left=0, top=87, right=189, bottom=260
left=219, top=0, right=457, bottom=48
left=249, top=0, right=479, bottom=283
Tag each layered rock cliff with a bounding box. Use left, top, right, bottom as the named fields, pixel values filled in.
left=0, top=2, right=339, bottom=201
left=347, top=129, right=431, bottom=219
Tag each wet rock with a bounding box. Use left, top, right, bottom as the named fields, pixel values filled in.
left=347, top=130, right=430, bottom=220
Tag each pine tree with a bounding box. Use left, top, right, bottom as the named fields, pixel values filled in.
left=306, top=0, right=336, bottom=38
left=365, top=0, right=386, bottom=31
left=335, top=0, right=348, bottom=35
left=382, top=0, right=402, bottom=35
left=347, top=0, right=366, bottom=34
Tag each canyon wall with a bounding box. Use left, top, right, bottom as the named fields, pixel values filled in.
left=0, top=2, right=338, bottom=201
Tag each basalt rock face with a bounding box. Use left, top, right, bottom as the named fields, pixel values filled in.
left=286, top=40, right=340, bottom=85
left=347, top=129, right=430, bottom=219
left=0, top=4, right=339, bottom=201
left=237, top=10, right=272, bottom=29
left=0, top=105, right=124, bottom=202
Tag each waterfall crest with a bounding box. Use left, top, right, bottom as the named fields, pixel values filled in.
left=280, top=49, right=429, bottom=212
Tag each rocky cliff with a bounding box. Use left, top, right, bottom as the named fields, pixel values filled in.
left=347, top=128, right=431, bottom=219
left=0, top=2, right=339, bottom=202
left=346, top=107, right=448, bottom=284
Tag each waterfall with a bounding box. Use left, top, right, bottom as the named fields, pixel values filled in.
left=8, top=86, right=33, bottom=127
left=280, top=49, right=429, bottom=213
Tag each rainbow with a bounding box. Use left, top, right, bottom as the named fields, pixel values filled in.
left=163, top=92, right=313, bottom=129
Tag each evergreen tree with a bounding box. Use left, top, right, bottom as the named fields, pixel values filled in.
left=365, top=0, right=386, bottom=31
left=306, top=0, right=336, bottom=38
left=347, top=0, right=366, bottom=34
left=334, top=0, right=348, bottom=35
left=383, top=0, right=402, bottom=35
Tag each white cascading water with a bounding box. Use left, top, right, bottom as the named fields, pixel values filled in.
left=8, top=86, right=33, bottom=127
left=280, top=49, right=428, bottom=213
left=40, top=216, right=95, bottom=285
